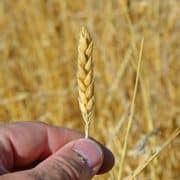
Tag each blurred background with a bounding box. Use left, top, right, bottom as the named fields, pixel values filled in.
left=0, top=0, right=179, bottom=179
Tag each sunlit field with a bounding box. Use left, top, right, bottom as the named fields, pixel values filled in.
left=0, top=0, right=179, bottom=179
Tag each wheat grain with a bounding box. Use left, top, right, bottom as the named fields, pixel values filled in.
left=77, top=27, right=94, bottom=138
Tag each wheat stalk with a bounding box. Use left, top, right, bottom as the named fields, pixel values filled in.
left=77, top=27, right=94, bottom=138
left=126, top=127, right=180, bottom=180
left=118, top=38, right=144, bottom=180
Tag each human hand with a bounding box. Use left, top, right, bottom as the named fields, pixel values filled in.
left=0, top=122, right=114, bottom=180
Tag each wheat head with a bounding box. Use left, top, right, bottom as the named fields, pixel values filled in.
left=77, top=27, right=94, bottom=138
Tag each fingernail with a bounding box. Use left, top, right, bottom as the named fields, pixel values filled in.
left=72, top=139, right=103, bottom=173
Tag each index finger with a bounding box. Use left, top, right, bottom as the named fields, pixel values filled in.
left=0, top=121, right=83, bottom=171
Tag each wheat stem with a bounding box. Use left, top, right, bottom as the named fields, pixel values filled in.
left=118, top=38, right=144, bottom=180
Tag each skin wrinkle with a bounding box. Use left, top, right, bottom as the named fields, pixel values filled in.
left=36, top=159, right=71, bottom=180
left=7, top=127, right=44, bottom=168
left=2, top=154, right=91, bottom=180
left=5, top=133, right=15, bottom=171
left=39, top=167, right=70, bottom=180
left=48, top=157, right=77, bottom=180
left=25, top=170, right=43, bottom=180
left=46, top=125, right=56, bottom=155
left=0, top=133, right=14, bottom=172
left=35, top=149, right=92, bottom=180
left=38, top=126, right=50, bottom=160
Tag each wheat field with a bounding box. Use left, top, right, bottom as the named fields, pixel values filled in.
left=0, top=0, right=179, bottom=179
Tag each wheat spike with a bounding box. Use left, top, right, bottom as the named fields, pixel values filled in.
left=77, top=27, right=94, bottom=138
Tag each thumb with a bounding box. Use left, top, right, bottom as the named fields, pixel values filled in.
left=35, top=138, right=104, bottom=180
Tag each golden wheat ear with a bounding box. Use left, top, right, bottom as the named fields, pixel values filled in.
left=77, top=27, right=94, bottom=139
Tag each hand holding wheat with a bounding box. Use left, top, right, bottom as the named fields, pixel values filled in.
left=77, top=27, right=94, bottom=138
